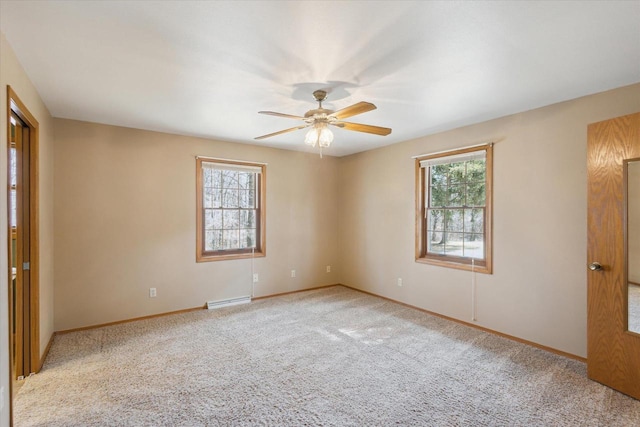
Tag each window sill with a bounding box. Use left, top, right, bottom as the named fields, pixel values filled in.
left=416, top=256, right=492, bottom=274
left=197, top=251, right=266, bottom=263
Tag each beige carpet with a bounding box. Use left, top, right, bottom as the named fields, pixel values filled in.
left=15, top=286, right=640, bottom=426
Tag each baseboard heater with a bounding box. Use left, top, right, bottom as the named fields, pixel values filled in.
left=207, top=296, right=251, bottom=310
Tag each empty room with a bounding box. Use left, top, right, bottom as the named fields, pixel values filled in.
left=1, top=1, right=640, bottom=426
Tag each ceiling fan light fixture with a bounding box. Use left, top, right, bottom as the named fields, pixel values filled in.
left=318, top=126, right=333, bottom=148
left=304, top=127, right=318, bottom=147
left=304, top=123, right=333, bottom=148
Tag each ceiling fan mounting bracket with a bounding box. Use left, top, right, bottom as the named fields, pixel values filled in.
left=312, top=90, right=328, bottom=103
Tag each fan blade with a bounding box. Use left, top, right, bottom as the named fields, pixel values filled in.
left=330, top=102, right=376, bottom=120
left=254, top=124, right=310, bottom=140
left=333, top=121, right=392, bottom=136
left=258, top=111, right=306, bottom=120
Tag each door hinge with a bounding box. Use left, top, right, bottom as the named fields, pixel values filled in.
left=22, top=262, right=30, bottom=271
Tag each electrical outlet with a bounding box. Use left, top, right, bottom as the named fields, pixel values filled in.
left=253, top=273, right=259, bottom=283
left=291, top=269, right=296, bottom=278
left=149, top=288, right=157, bottom=298
left=0, top=386, right=4, bottom=411
left=397, top=278, right=403, bottom=287
left=326, top=265, right=331, bottom=273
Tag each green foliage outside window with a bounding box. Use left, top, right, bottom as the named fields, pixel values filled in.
left=427, top=159, right=486, bottom=259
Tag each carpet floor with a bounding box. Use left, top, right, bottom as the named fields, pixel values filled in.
left=14, top=286, right=640, bottom=426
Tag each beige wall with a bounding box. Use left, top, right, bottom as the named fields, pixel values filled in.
left=338, top=84, right=640, bottom=358
left=53, top=119, right=339, bottom=331
left=629, top=162, right=640, bottom=284
left=0, top=32, right=55, bottom=426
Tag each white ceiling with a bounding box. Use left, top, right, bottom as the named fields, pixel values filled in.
left=1, top=1, right=639, bottom=157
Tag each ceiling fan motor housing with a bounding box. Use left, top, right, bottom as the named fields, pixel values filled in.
left=304, top=109, right=333, bottom=120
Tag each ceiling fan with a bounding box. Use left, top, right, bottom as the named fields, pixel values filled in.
left=255, top=90, right=391, bottom=154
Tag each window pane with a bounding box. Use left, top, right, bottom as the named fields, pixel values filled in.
left=428, top=231, right=444, bottom=254
left=466, top=160, right=485, bottom=182
left=430, top=165, right=449, bottom=185
left=444, top=232, right=464, bottom=256
left=239, top=190, right=255, bottom=208
left=205, top=230, right=214, bottom=251
left=464, top=209, right=484, bottom=233
left=448, top=185, right=464, bottom=207
left=464, top=233, right=485, bottom=259
left=238, top=172, right=255, bottom=190
left=213, top=190, right=222, bottom=208
left=223, top=189, right=239, bottom=208
left=241, top=210, right=256, bottom=228
left=223, top=229, right=239, bottom=249
left=430, top=185, right=447, bottom=207
left=212, top=170, right=223, bottom=188
left=203, top=168, right=213, bottom=187
left=238, top=190, right=247, bottom=208
left=448, top=161, right=466, bottom=184
left=445, top=209, right=464, bottom=232
left=222, top=170, right=238, bottom=188
left=239, top=229, right=256, bottom=248
left=204, top=188, right=215, bottom=208
left=467, top=182, right=485, bottom=206
left=204, top=209, right=214, bottom=230
left=213, top=210, right=223, bottom=229
left=427, top=209, right=444, bottom=232
left=205, top=230, right=223, bottom=251
left=223, top=210, right=239, bottom=228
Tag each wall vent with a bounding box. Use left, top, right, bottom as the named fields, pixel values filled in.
left=207, top=296, right=251, bottom=310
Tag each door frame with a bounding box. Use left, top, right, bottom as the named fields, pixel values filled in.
left=6, top=85, right=40, bottom=421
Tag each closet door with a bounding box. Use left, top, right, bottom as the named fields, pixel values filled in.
left=587, top=112, right=640, bottom=400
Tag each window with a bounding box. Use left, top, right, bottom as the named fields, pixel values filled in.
left=196, top=158, right=266, bottom=262
left=416, top=145, right=492, bottom=273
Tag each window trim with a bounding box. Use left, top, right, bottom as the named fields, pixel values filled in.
left=196, top=157, right=266, bottom=262
left=415, top=144, right=493, bottom=274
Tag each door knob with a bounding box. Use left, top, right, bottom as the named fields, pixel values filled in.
left=588, top=262, right=603, bottom=271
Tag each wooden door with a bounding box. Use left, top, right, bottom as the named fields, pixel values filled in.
left=587, top=112, right=640, bottom=399
left=8, top=112, right=31, bottom=381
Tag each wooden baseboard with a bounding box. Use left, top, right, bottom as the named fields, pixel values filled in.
left=252, top=284, right=340, bottom=301
left=56, top=306, right=206, bottom=335
left=38, top=332, right=55, bottom=372
left=339, top=284, right=587, bottom=363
